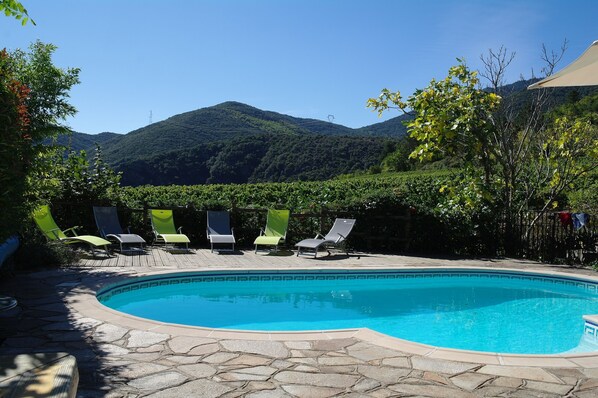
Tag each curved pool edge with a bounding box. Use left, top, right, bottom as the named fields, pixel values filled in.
left=68, top=266, right=598, bottom=368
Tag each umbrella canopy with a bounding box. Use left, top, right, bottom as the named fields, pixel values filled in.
left=528, top=40, right=598, bottom=89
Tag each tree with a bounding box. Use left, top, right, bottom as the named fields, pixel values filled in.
left=9, top=41, right=80, bottom=137
left=368, top=47, right=598, bottom=254
left=477, top=43, right=596, bottom=237
left=0, top=49, right=31, bottom=240
left=0, top=42, right=80, bottom=240
left=0, top=0, right=35, bottom=25
left=367, top=61, right=501, bottom=184
left=31, top=145, right=122, bottom=204
left=380, top=136, right=417, bottom=172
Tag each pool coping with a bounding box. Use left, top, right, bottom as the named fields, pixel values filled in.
left=66, top=266, right=598, bottom=368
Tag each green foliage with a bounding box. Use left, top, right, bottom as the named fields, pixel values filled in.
left=93, top=169, right=498, bottom=256
left=355, top=113, right=410, bottom=137
left=368, top=61, right=501, bottom=169
left=380, top=136, right=418, bottom=172
left=545, top=92, right=598, bottom=213
left=31, top=145, right=122, bottom=204
left=367, top=61, right=503, bottom=245
left=0, top=49, right=30, bottom=240
left=0, top=41, right=80, bottom=243
left=567, top=170, right=598, bottom=214
left=207, top=136, right=270, bottom=184
left=53, top=131, right=119, bottom=151
left=524, top=116, right=598, bottom=211
left=58, top=101, right=407, bottom=186
left=97, top=101, right=368, bottom=165
left=16, top=225, right=79, bottom=269
left=23, top=146, right=122, bottom=262
left=9, top=41, right=80, bottom=136
left=11, top=42, right=80, bottom=210
left=372, top=79, right=598, bottom=177
left=550, top=89, right=598, bottom=122
left=111, top=133, right=393, bottom=186
left=113, top=171, right=449, bottom=213
left=0, top=0, right=34, bottom=25
left=367, top=58, right=598, bottom=255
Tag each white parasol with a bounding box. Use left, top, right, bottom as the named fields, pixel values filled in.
left=528, top=40, right=598, bottom=89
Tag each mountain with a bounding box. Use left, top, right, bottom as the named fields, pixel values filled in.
left=64, top=101, right=406, bottom=186
left=61, top=79, right=598, bottom=186
left=357, top=114, right=410, bottom=136
left=117, top=134, right=392, bottom=186
left=54, top=131, right=119, bottom=152
left=99, top=102, right=368, bottom=164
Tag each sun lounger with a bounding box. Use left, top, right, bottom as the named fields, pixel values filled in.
left=206, top=211, right=235, bottom=252
left=0, top=235, right=20, bottom=312
left=254, top=209, right=290, bottom=253
left=296, top=218, right=356, bottom=257
left=32, top=205, right=111, bottom=257
left=150, top=209, right=191, bottom=250
left=93, top=206, right=146, bottom=253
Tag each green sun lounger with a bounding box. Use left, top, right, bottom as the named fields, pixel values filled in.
left=254, top=209, right=290, bottom=253
left=32, top=205, right=111, bottom=257
left=150, top=209, right=191, bottom=250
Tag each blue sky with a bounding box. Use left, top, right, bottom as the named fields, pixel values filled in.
left=1, top=0, right=597, bottom=134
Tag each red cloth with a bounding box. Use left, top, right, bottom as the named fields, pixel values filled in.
left=558, top=212, right=572, bottom=227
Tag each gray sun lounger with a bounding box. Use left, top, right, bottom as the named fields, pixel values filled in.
left=296, top=218, right=356, bottom=257
left=207, top=211, right=235, bottom=252
left=93, top=206, right=146, bottom=252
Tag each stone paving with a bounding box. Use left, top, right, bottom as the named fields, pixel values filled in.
left=1, top=249, right=598, bottom=397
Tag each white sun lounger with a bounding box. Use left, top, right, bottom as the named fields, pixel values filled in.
left=93, top=206, right=146, bottom=253
left=295, top=218, right=356, bottom=257
left=207, top=211, right=235, bottom=252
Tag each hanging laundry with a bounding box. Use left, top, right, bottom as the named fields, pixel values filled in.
left=558, top=212, right=572, bottom=228
left=572, top=213, right=590, bottom=231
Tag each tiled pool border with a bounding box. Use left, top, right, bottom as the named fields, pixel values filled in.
left=97, top=268, right=598, bottom=302
left=67, top=266, right=598, bottom=368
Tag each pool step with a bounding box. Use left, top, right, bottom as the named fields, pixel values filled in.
left=583, top=317, right=598, bottom=343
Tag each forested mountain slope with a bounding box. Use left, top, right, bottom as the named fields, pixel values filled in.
left=62, top=80, right=598, bottom=185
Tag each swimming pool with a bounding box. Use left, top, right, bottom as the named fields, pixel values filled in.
left=98, top=269, right=598, bottom=355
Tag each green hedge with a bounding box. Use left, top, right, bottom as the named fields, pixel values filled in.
left=40, top=170, right=503, bottom=256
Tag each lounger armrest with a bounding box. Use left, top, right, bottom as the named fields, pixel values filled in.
left=63, top=226, right=80, bottom=236
left=126, top=226, right=132, bottom=234
left=259, top=228, right=265, bottom=236
left=315, top=233, right=324, bottom=239
left=177, top=226, right=183, bottom=234
left=335, top=233, right=347, bottom=243
left=231, top=227, right=235, bottom=237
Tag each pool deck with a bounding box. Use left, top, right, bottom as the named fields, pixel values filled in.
left=2, top=247, right=598, bottom=397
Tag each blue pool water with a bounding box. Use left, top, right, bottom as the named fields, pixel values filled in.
left=98, top=270, right=598, bottom=354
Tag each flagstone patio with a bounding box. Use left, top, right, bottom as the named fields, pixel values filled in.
left=1, top=248, right=598, bottom=397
